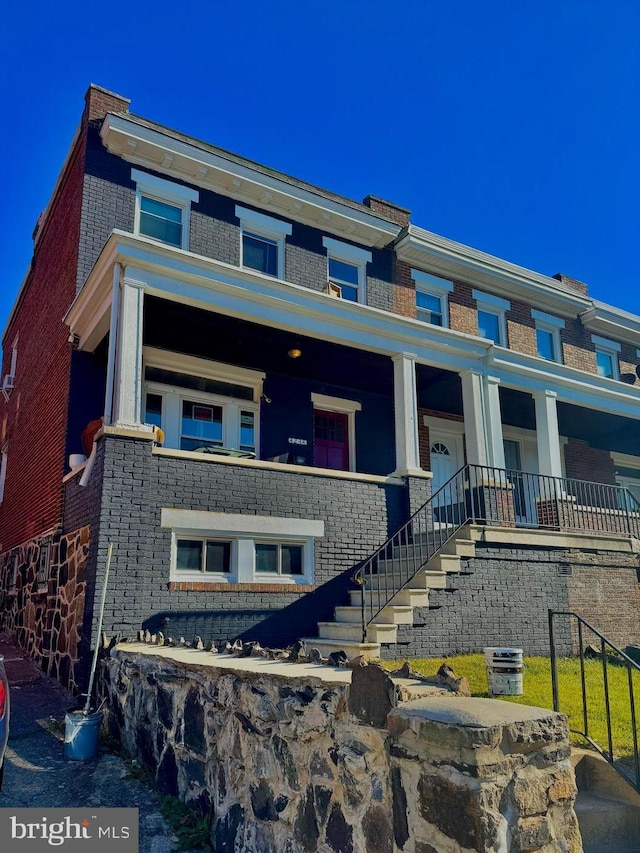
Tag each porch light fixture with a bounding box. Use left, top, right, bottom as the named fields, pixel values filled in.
left=288, top=348, right=302, bottom=359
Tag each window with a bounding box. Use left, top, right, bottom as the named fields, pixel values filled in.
left=532, top=310, right=565, bottom=363
left=323, top=237, right=372, bottom=304
left=411, top=270, right=454, bottom=328
left=176, top=538, right=232, bottom=574
left=473, top=290, right=510, bottom=346
left=132, top=168, right=199, bottom=251
left=143, top=349, right=263, bottom=457
left=592, top=335, right=621, bottom=380
left=255, top=542, right=304, bottom=576
left=236, top=205, right=292, bottom=278
left=8, top=555, right=18, bottom=593
left=37, top=540, right=51, bottom=592
left=163, top=509, right=324, bottom=585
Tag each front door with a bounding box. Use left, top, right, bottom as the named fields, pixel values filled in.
left=503, top=438, right=538, bottom=525
left=314, top=410, right=349, bottom=471
left=429, top=431, right=463, bottom=492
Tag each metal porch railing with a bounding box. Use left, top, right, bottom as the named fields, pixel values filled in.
left=549, top=610, right=640, bottom=792
left=353, top=464, right=640, bottom=643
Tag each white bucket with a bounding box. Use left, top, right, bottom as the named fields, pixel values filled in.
left=484, top=647, right=524, bottom=696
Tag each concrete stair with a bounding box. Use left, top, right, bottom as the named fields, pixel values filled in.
left=302, top=531, right=475, bottom=660
left=572, top=748, right=640, bottom=853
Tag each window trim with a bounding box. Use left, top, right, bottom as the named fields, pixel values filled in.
left=411, top=270, right=454, bottom=328
left=322, top=237, right=372, bottom=305
left=132, top=168, right=199, bottom=251
left=472, top=289, right=510, bottom=347
left=311, top=392, right=361, bottom=473
left=591, top=335, right=621, bottom=380
left=236, top=205, right=292, bottom=279
left=163, top=510, right=323, bottom=585
left=37, top=539, right=52, bottom=593
left=532, top=310, right=565, bottom=363
left=143, top=349, right=264, bottom=456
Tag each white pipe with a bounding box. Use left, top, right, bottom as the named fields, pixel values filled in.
left=83, top=542, right=113, bottom=714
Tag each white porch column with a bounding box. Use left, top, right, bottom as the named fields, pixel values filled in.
left=460, top=370, right=488, bottom=466
left=392, top=352, right=422, bottom=476
left=484, top=375, right=505, bottom=469
left=112, top=277, right=146, bottom=428
left=534, top=389, right=563, bottom=478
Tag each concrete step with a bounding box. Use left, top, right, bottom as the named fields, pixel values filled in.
left=334, top=605, right=414, bottom=625
left=301, top=637, right=381, bottom=661
left=377, top=553, right=460, bottom=575
left=575, top=791, right=640, bottom=853
left=572, top=748, right=640, bottom=853
left=391, top=537, right=475, bottom=559
left=317, top=620, right=398, bottom=644
left=349, top=588, right=430, bottom=608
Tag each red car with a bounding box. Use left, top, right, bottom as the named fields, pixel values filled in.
left=0, top=655, right=9, bottom=789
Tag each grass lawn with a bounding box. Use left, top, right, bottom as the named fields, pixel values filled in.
left=384, top=654, right=640, bottom=763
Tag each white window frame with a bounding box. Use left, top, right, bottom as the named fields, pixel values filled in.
left=411, top=270, right=454, bottom=328
left=532, top=310, right=565, bottom=364
left=162, top=510, right=324, bottom=585
left=132, top=168, right=199, bottom=251
left=322, top=237, right=372, bottom=305
left=311, top=392, right=361, bottom=473
left=37, top=539, right=52, bottom=592
left=236, top=205, right=292, bottom=279
left=473, top=290, right=510, bottom=347
left=143, top=348, right=264, bottom=457
left=591, top=335, right=621, bottom=380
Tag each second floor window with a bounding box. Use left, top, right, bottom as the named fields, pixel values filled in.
left=532, top=310, right=565, bottom=364
left=412, top=270, right=453, bottom=327
left=132, top=168, right=198, bottom=252
left=139, top=196, right=183, bottom=247
left=236, top=205, right=292, bottom=279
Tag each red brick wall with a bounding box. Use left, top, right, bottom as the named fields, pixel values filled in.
left=563, top=438, right=616, bottom=485
left=0, top=86, right=128, bottom=552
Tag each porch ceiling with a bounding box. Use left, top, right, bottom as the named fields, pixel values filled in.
left=144, top=296, right=394, bottom=395
left=557, top=402, right=640, bottom=457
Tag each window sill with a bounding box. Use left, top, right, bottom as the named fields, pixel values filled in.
left=168, top=581, right=316, bottom=593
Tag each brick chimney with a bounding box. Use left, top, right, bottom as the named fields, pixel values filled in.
left=83, top=84, right=130, bottom=127
left=552, top=273, right=589, bottom=298
left=362, top=195, right=411, bottom=228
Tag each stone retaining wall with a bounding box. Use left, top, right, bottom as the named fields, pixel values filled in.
left=103, top=645, right=582, bottom=853
left=0, top=526, right=90, bottom=691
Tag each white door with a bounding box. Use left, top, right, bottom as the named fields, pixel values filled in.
left=430, top=432, right=463, bottom=493
left=504, top=438, right=538, bottom=525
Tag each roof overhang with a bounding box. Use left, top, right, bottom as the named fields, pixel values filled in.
left=101, top=115, right=400, bottom=249
left=64, top=231, right=491, bottom=371
left=65, top=231, right=640, bottom=423
left=580, top=302, right=640, bottom=347
left=395, top=226, right=592, bottom=318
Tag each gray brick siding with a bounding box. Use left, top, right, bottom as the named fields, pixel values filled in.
left=75, top=435, right=407, bottom=648
left=382, top=542, right=640, bottom=660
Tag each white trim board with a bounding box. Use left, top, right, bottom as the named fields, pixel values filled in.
left=161, top=509, right=324, bottom=537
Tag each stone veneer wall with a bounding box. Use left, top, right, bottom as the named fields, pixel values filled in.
left=104, top=647, right=582, bottom=853
left=0, top=526, right=90, bottom=691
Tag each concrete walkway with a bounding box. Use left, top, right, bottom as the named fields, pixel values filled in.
left=0, top=635, right=193, bottom=853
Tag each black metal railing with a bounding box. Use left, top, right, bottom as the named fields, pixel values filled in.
left=353, top=464, right=640, bottom=643
left=549, top=610, right=640, bottom=792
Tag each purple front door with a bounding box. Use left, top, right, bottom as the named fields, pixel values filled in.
left=313, top=410, right=349, bottom=471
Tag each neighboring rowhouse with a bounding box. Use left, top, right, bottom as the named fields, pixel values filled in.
left=1, top=85, right=640, bottom=690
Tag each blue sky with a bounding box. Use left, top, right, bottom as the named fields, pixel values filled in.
left=1, top=1, right=638, bottom=336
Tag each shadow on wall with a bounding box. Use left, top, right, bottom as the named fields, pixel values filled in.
left=142, top=570, right=355, bottom=649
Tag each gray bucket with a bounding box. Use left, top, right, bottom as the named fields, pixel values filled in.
left=63, top=709, right=102, bottom=760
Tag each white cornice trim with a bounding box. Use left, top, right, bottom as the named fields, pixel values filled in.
left=101, top=114, right=399, bottom=248
left=581, top=303, right=640, bottom=347
left=396, top=228, right=592, bottom=317
left=235, top=205, right=293, bottom=237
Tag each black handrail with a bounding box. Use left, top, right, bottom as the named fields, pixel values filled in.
left=353, top=464, right=640, bottom=644
left=549, top=609, right=640, bottom=792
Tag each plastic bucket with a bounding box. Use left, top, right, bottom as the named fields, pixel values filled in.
left=63, top=709, right=102, bottom=760
left=484, top=647, right=524, bottom=696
